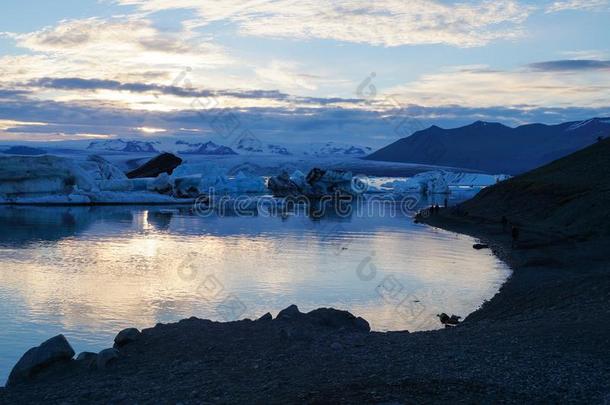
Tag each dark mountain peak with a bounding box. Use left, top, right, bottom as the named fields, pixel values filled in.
left=467, top=120, right=507, bottom=129
left=366, top=117, right=610, bottom=174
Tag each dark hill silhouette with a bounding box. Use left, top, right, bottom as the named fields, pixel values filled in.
left=458, top=136, right=610, bottom=237
left=366, top=118, right=610, bottom=174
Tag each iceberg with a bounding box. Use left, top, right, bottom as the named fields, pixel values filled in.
left=0, top=155, right=197, bottom=205
left=267, top=168, right=358, bottom=198
left=172, top=163, right=267, bottom=195
left=381, top=170, right=510, bottom=195
left=80, top=155, right=128, bottom=181
left=0, top=155, right=96, bottom=197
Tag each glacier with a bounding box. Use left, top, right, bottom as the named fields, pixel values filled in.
left=0, top=153, right=508, bottom=206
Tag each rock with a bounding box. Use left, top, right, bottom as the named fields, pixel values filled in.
left=305, top=308, right=371, bottom=332
left=437, top=313, right=461, bottom=326
left=114, top=328, right=141, bottom=348
left=473, top=243, right=490, bottom=250
left=7, top=334, right=75, bottom=387
left=258, top=312, right=273, bottom=321
left=75, top=352, right=98, bottom=369
left=267, top=172, right=301, bottom=197
left=97, top=348, right=120, bottom=370
left=276, top=304, right=302, bottom=320
left=126, top=153, right=183, bottom=179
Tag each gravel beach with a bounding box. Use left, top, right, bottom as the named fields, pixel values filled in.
left=2, top=140, right=609, bottom=404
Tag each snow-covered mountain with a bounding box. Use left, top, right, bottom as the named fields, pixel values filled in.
left=87, top=139, right=160, bottom=153
left=267, top=144, right=291, bottom=155
left=176, top=141, right=237, bottom=155
left=306, top=142, right=373, bottom=157
left=233, top=137, right=372, bottom=157
left=234, top=136, right=292, bottom=155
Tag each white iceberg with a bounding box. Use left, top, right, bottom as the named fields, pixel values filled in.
left=0, top=155, right=96, bottom=197
left=0, top=155, right=197, bottom=205
left=380, top=170, right=510, bottom=195
left=80, top=155, right=128, bottom=181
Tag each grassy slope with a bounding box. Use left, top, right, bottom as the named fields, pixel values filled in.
left=459, top=138, right=610, bottom=237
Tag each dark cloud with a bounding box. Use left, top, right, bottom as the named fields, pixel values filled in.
left=1, top=92, right=609, bottom=147
left=27, top=77, right=362, bottom=105
left=528, top=59, right=610, bottom=72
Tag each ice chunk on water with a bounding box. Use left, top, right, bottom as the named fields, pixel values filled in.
left=0, top=155, right=96, bottom=196
left=80, top=155, right=128, bottom=181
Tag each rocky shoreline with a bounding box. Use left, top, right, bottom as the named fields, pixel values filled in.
left=2, top=141, right=609, bottom=404
left=1, top=211, right=608, bottom=403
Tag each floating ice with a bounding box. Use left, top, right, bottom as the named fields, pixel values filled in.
left=380, top=170, right=510, bottom=195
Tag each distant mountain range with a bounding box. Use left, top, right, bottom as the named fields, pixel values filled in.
left=88, top=139, right=160, bottom=153
left=308, top=142, right=372, bottom=157
left=365, top=118, right=610, bottom=174
left=85, top=138, right=375, bottom=158
left=176, top=141, right=237, bottom=155
left=2, top=146, right=47, bottom=155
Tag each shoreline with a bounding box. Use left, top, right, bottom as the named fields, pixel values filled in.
left=1, top=211, right=608, bottom=403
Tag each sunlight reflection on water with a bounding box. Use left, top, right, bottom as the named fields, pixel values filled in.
left=0, top=195, right=510, bottom=383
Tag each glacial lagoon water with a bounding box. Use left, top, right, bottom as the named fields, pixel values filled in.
left=0, top=195, right=510, bottom=383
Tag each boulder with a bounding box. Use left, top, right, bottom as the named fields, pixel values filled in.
left=114, top=328, right=141, bottom=348
left=126, top=153, right=183, bottom=179
left=7, top=334, right=75, bottom=387
left=257, top=312, right=273, bottom=322
left=473, top=243, right=490, bottom=250
left=276, top=304, right=302, bottom=320
left=275, top=305, right=371, bottom=333
left=97, top=348, right=120, bottom=370
left=305, top=308, right=370, bottom=332
left=75, top=351, right=98, bottom=369
left=437, top=313, right=461, bottom=326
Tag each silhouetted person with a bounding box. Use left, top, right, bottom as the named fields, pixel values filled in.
left=597, top=136, right=604, bottom=143
left=501, top=216, right=508, bottom=232
left=511, top=226, right=520, bottom=248
left=444, top=197, right=448, bottom=208
left=434, top=204, right=440, bottom=213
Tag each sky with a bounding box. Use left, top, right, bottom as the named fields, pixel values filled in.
left=0, top=0, right=609, bottom=147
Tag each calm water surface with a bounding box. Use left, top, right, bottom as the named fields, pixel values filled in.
left=0, top=195, right=510, bottom=383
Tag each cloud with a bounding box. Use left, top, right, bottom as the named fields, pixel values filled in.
left=1, top=90, right=609, bottom=144
left=385, top=61, right=610, bottom=108
left=25, top=77, right=363, bottom=109
left=528, top=59, right=610, bottom=71
left=1, top=17, right=231, bottom=86
left=113, top=0, right=533, bottom=47
left=546, top=0, right=610, bottom=13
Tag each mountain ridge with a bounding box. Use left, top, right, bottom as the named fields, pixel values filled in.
left=366, top=117, right=610, bottom=174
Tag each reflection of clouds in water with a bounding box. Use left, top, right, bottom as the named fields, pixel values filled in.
left=0, top=202, right=510, bottom=380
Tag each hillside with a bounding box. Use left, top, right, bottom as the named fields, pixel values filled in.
left=458, top=137, right=610, bottom=237
left=366, top=118, right=610, bottom=174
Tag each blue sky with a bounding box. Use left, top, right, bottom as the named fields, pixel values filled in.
left=0, top=0, right=609, bottom=146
